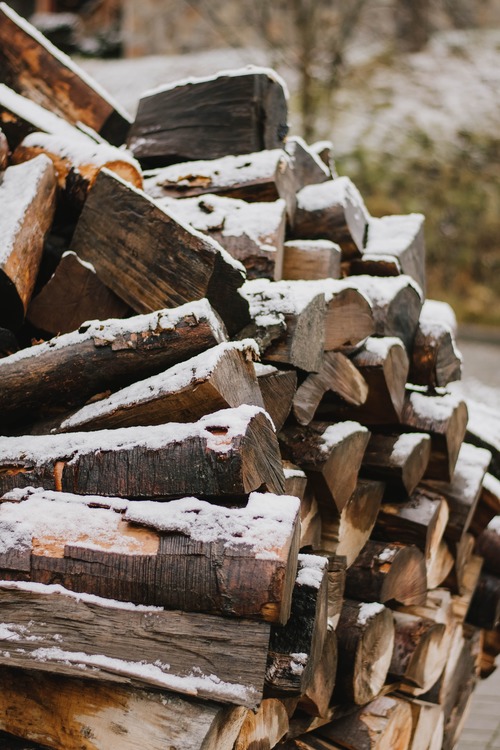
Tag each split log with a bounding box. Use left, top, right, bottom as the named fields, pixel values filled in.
left=293, top=351, right=368, bottom=426
left=422, top=443, right=492, bottom=543
left=0, top=299, right=228, bottom=428
left=401, top=699, right=444, bottom=750
left=298, top=629, right=338, bottom=717
left=282, top=240, right=341, bottom=281
left=334, top=599, right=395, bottom=705
left=409, top=300, right=462, bottom=388
left=69, top=169, right=249, bottom=336
left=0, top=4, right=130, bottom=145
left=475, top=515, right=500, bottom=575
left=234, top=699, right=289, bottom=750
left=27, top=251, right=130, bottom=336
left=128, top=68, right=289, bottom=167
left=478, top=627, right=500, bottom=678
left=451, top=554, right=484, bottom=624
left=400, top=387, right=468, bottom=482
left=55, top=340, right=264, bottom=432
left=0, top=666, right=248, bottom=750
left=0, top=580, right=270, bottom=706
left=311, top=139, right=336, bottom=174
left=0, top=126, right=7, bottom=169
left=157, top=194, right=287, bottom=280
left=325, top=555, right=347, bottom=630
left=283, top=462, right=308, bottom=501
left=361, top=433, right=431, bottom=497
left=389, top=610, right=447, bottom=691
left=265, top=554, right=329, bottom=697
left=0, top=155, right=56, bottom=330
left=321, top=479, right=384, bottom=566
left=466, top=572, right=500, bottom=630
left=144, top=148, right=296, bottom=220
left=0, top=487, right=299, bottom=623
left=279, top=421, right=370, bottom=515
left=426, top=540, right=455, bottom=591
left=344, top=541, right=428, bottom=606
left=315, top=696, right=413, bottom=750
left=285, top=135, right=330, bottom=191
left=321, top=281, right=375, bottom=351
left=291, top=177, right=370, bottom=260
left=240, top=279, right=325, bottom=372
left=297, top=486, right=322, bottom=550
left=469, top=472, right=500, bottom=536
left=465, top=398, right=500, bottom=481
left=0, top=405, right=285, bottom=498
left=256, top=364, right=297, bottom=432
left=317, top=337, right=409, bottom=426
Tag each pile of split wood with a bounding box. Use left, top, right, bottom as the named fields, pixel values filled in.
left=1, top=4, right=500, bottom=750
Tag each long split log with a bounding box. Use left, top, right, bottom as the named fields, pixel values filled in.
left=256, top=364, right=297, bottom=432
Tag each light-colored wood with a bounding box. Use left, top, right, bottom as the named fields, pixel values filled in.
left=298, top=629, right=337, bottom=717
left=257, top=365, right=297, bottom=432
left=390, top=610, right=447, bottom=692
left=401, top=698, right=444, bottom=750
left=282, top=240, right=341, bottom=281
left=234, top=699, right=289, bottom=750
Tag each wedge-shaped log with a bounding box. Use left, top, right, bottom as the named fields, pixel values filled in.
left=334, top=599, right=395, bottom=705
left=451, top=554, right=483, bottom=624
left=285, top=135, right=330, bottom=191
left=0, top=155, right=56, bottom=330
left=265, top=554, right=328, bottom=697
left=158, top=194, right=287, bottom=280
left=389, top=610, right=447, bottom=692
left=465, top=397, right=500, bottom=481
left=475, top=516, right=500, bottom=576
left=0, top=487, right=299, bottom=623
left=257, top=364, right=297, bottom=432
left=0, top=3, right=131, bottom=144
left=0, top=299, right=227, bottom=428
left=279, top=421, right=370, bottom=515
left=56, top=340, right=263, bottom=432
left=128, top=68, right=288, bottom=166
left=469, top=472, right=500, bottom=536
left=283, top=465, right=322, bottom=550
left=282, top=240, right=341, bottom=281
left=409, top=300, right=462, bottom=388
left=69, top=169, right=249, bottom=335
left=0, top=580, right=269, bottom=707
left=361, top=433, right=431, bottom=497
left=293, top=351, right=368, bottom=426
left=144, top=148, right=296, bottom=218
left=320, top=280, right=375, bottom=351
left=0, top=666, right=248, bottom=750
left=0, top=126, right=7, bottom=169
left=345, top=540, right=427, bottom=606
left=401, top=698, right=444, bottom=750
left=325, top=555, right=347, bottom=630
left=298, top=629, right=338, bottom=718
left=0, top=406, right=285, bottom=497
left=234, top=699, right=289, bottom=750
left=240, top=279, right=325, bottom=372
left=291, top=177, right=370, bottom=260
left=400, top=387, right=468, bottom=482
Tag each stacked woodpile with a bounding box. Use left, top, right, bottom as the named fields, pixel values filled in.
left=0, top=4, right=499, bottom=749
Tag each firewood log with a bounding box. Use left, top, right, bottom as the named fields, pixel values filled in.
left=0, top=580, right=270, bottom=706
left=0, top=4, right=131, bottom=145
left=0, top=327, right=17, bottom=357
left=240, top=279, right=326, bottom=372
left=478, top=627, right=500, bottom=678
left=0, top=666, right=248, bottom=750
left=400, top=698, right=444, bottom=750
left=128, top=68, right=289, bottom=167
left=298, top=629, right=338, bottom=717
left=285, top=135, right=331, bottom=191
left=451, top=554, right=484, bottom=624
left=465, top=398, right=500, bottom=481
left=426, top=540, right=455, bottom=591
left=400, top=387, right=468, bottom=482
left=389, top=610, right=447, bottom=691
left=319, top=280, right=375, bottom=351
left=409, top=300, right=462, bottom=388
left=279, top=421, right=370, bottom=515
left=0, top=487, right=299, bottom=623
left=0, top=299, right=227, bottom=428
left=469, top=472, right=500, bottom=536
left=0, top=405, right=285, bottom=498
left=55, top=340, right=264, bottom=432
left=466, top=572, right=500, bottom=630
left=257, top=364, right=297, bottom=431
left=334, top=599, right=395, bottom=705
left=27, top=251, right=130, bottom=336
left=0, top=155, right=56, bottom=330
left=69, top=169, right=249, bottom=336
left=298, top=488, right=322, bottom=550
left=311, top=139, right=336, bottom=174
left=291, top=177, right=370, bottom=260
left=0, top=126, right=7, bottom=169
left=293, top=351, right=368, bottom=426
left=265, top=554, right=328, bottom=697
left=475, top=516, right=500, bottom=575
left=361, top=433, right=431, bottom=497
left=282, top=240, right=342, bottom=281
left=234, top=699, right=289, bottom=750
left=345, top=540, right=427, bottom=606
left=0, top=731, right=46, bottom=749
left=444, top=532, right=475, bottom=595
left=325, top=555, right=347, bottom=630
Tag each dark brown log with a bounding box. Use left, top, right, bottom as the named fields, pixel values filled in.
left=279, top=421, right=370, bottom=515
left=451, top=554, right=484, bottom=624
left=128, top=69, right=289, bottom=167
left=310, top=140, right=336, bottom=173
left=0, top=299, right=228, bottom=428
left=466, top=572, right=500, bottom=630
left=291, top=177, right=370, bottom=260
left=0, top=405, right=285, bottom=498
left=0, top=126, right=7, bottom=169
left=69, top=169, right=249, bottom=336
left=293, top=351, right=368, bottom=426
left=465, top=397, right=500, bottom=481
left=389, top=610, right=447, bottom=691
left=361, top=432, right=431, bottom=497
left=55, top=340, right=264, bottom=432
left=281, top=738, right=342, bottom=750
left=478, top=627, right=500, bottom=678
left=234, top=699, right=289, bottom=750
left=0, top=4, right=131, bottom=145
left=240, top=279, right=325, bottom=372
left=469, top=472, right=500, bottom=536
left=298, top=629, right=338, bottom=717
left=0, top=327, right=17, bottom=357
left=345, top=541, right=427, bottom=606
left=321, top=479, right=384, bottom=566
left=475, top=516, right=500, bottom=576
left=0, top=487, right=299, bottom=623
left=265, top=554, right=328, bottom=697
left=409, top=300, right=462, bottom=388
left=0, top=731, right=47, bottom=749
left=0, top=580, right=270, bottom=706
left=27, top=251, right=130, bottom=336
left=257, top=364, right=297, bottom=432
left=334, top=599, right=395, bottom=705
left=400, top=387, right=468, bottom=482
left=297, top=486, right=322, bottom=551
left=282, top=240, right=341, bottom=281
left=0, top=155, right=56, bottom=330
left=285, top=135, right=331, bottom=191
left=157, top=194, right=287, bottom=280
left=0, top=666, right=248, bottom=750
